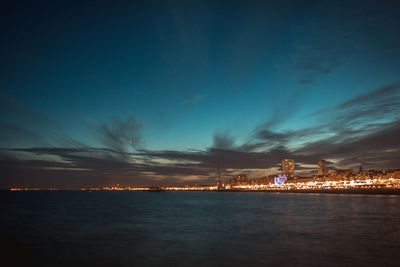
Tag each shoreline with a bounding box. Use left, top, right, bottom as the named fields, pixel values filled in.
left=223, top=188, right=400, bottom=195
left=4, top=188, right=400, bottom=195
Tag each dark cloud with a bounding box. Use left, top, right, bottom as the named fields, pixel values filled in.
left=339, top=82, right=400, bottom=109
left=0, top=92, right=87, bottom=148
left=1, top=116, right=399, bottom=188
left=290, top=82, right=400, bottom=169
left=249, top=81, right=400, bottom=170
left=252, top=126, right=326, bottom=151
left=287, top=0, right=400, bottom=85
left=212, top=133, right=235, bottom=150
left=255, top=88, right=304, bottom=131
left=311, top=82, right=400, bottom=134
left=98, top=115, right=144, bottom=154
left=0, top=92, right=54, bottom=128
left=255, top=130, right=295, bottom=143
left=295, top=57, right=333, bottom=75
left=1, top=81, right=400, bottom=188
left=298, top=79, right=313, bottom=85
left=140, top=147, right=286, bottom=172
left=181, top=95, right=205, bottom=105
left=0, top=122, right=46, bottom=147
left=295, top=120, right=400, bottom=169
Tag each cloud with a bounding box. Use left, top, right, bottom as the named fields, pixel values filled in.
left=181, top=95, right=205, bottom=105
left=0, top=91, right=87, bottom=149
left=291, top=82, right=400, bottom=169
left=0, top=92, right=54, bottom=147
left=254, top=88, right=304, bottom=130
left=212, top=133, right=235, bottom=150
left=284, top=0, right=398, bottom=85
left=255, top=130, right=295, bottom=144
left=311, top=82, right=400, bottom=133
left=298, top=79, right=313, bottom=85
left=98, top=115, right=144, bottom=154
left=339, top=82, right=400, bottom=109
left=295, top=120, right=400, bottom=169
left=1, top=81, right=400, bottom=188
left=0, top=122, right=46, bottom=147
left=1, top=116, right=399, bottom=188
left=295, top=56, right=334, bottom=74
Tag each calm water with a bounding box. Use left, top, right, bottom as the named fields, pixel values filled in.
left=0, top=191, right=399, bottom=266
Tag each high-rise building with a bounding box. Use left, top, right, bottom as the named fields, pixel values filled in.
left=282, top=159, right=295, bottom=178
left=318, top=160, right=328, bottom=176
left=230, top=175, right=248, bottom=186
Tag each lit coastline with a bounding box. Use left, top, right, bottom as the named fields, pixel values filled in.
left=9, top=176, right=400, bottom=194
left=9, top=163, right=400, bottom=194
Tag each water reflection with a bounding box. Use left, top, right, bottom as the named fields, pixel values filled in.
left=0, top=191, right=399, bottom=266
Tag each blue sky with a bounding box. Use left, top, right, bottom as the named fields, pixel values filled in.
left=1, top=0, right=400, bottom=188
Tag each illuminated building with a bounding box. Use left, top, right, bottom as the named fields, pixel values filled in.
left=256, top=176, right=274, bottom=185
left=274, top=174, right=287, bottom=185
left=335, top=169, right=354, bottom=179
left=230, top=175, right=249, bottom=186
left=318, top=160, right=328, bottom=176
left=282, top=159, right=295, bottom=178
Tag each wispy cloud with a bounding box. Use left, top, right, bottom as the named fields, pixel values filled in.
left=181, top=95, right=205, bottom=105
left=1, top=82, right=400, bottom=188
left=339, top=82, right=400, bottom=109
left=298, top=79, right=313, bottom=85
left=284, top=0, right=398, bottom=85
left=97, top=115, right=144, bottom=154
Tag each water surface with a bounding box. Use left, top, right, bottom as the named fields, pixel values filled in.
left=1, top=191, right=399, bottom=266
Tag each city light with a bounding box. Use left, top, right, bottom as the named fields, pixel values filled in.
left=9, top=160, right=400, bottom=193
left=274, top=174, right=287, bottom=186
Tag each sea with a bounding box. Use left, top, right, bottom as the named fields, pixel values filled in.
left=0, top=191, right=399, bottom=266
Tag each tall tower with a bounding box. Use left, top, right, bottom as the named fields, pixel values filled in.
left=318, top=160, right=328, bottom=176
left=217, top=163, right=225, bottom=190
left=217, top=163, right=221, bottom=183
left=282, top=159, right=295, bottom=178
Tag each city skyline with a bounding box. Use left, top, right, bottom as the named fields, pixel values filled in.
left=318, top=160, right=328, bottom=176
left=10, top=158, right=400, bottom=191
left=282, top=159, right=295, bottom=178
left=1, top=0, right=400, bottom=189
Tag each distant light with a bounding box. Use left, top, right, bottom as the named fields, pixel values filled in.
left=274, top=174, right=287, bottom=186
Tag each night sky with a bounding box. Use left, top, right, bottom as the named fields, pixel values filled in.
left=1, top=0, right=400, bottom=188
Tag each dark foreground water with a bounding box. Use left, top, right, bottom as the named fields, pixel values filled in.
left=1, top=191, right=399, bottom=266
